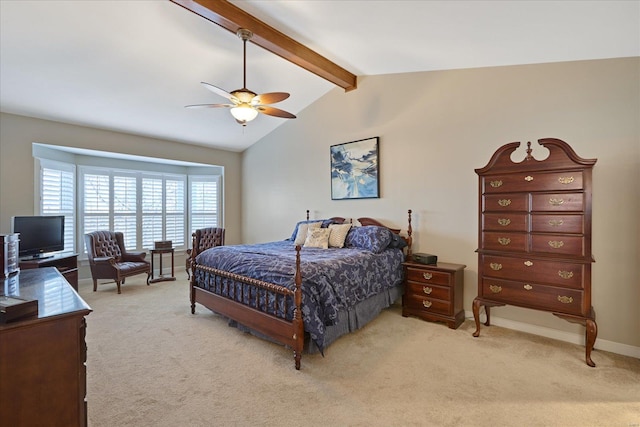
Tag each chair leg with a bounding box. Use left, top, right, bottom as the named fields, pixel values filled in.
left=93, top=279, right=98, bottom=292
left=116, top=281, right=122, bottom=294
left=146, top=272, right=151, bottom=285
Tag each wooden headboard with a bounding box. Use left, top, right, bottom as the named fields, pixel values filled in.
left=305, top=209, right=413, bottom=258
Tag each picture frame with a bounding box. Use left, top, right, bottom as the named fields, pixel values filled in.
left=330, top=137, right=380, bottom=200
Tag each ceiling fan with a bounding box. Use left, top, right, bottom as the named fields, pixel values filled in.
left=186, top=28, right=296, bottom=126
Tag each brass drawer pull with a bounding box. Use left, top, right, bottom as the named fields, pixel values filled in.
left=558, top=270, right=574, bottom=279
left=498, top=199, right=511, bottom=207
left=557, top=295, right=574, bottom=304
left=422, top=286, right=432, bottom=295
left=548, top=219, right=564, bottom=226
left=524, top=260, right=533, bottom=267
left=498, top=237, right=511, bottom=246
left=490, top=263, right=502, bottom=271
left=490, top=180, right=503, bottom=188
left=422, top=300, right=432, bottom=308
left=497, top=218, right=511, bottom=226
left=489, top=284, right=502, bottom=294
left=548, top=240, right=564, bottom=249
left=525, top=176, right=533, bottom=181
left=558, top=176, right=575, bottom=184
left=422, top=272, right=433, bottom=280
left=549, top=198, right=564, bottom=206
left=523, top=284, right=533, bottom=290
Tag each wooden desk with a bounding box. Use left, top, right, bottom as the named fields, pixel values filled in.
left=0, top=267, right=92, bottom=426
left=150, top=248, right=176, bottom=283
left=18, top=253, right=78, bottom=291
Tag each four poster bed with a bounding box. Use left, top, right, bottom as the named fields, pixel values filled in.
left=189, top=210, right=413, bottom=369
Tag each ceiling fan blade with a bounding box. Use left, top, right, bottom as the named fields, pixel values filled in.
left=185, top=103, right=233, bottom=109
left=200, top=82, right=236, bottom=101
left=251, top=92, right=290, bottom=105
left=255, top=105, right=296, bottom=119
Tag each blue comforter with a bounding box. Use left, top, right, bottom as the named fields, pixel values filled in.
left=195, top=240, right=404, bottom=351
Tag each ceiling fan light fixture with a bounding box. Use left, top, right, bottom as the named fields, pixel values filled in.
left=230, top=104, right=259, bottom=124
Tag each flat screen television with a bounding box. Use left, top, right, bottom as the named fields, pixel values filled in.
left=12, top=215, right=65, bottom=259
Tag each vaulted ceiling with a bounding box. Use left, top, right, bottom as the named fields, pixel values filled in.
left=1, top=1, right=638, bottom=152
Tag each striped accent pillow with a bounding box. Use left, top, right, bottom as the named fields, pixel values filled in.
left=328, top=223, right=352, bottom=248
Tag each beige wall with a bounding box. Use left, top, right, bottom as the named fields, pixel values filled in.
left=242, top=58, right=640, bottom=352
left=0, top=112, right=243, bottom=245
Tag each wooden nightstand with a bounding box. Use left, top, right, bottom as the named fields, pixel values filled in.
left=402, top=261, right=466, bottom=329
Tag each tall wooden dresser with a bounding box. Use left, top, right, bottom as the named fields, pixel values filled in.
left=472, top=138, right=597, bottom=367
left=1, top=267, right=92, bottom=425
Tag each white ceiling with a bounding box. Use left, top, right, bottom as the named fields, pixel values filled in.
left=1, top=1, right=638, bottom=152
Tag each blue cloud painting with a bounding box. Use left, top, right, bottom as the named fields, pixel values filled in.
left=331, top=137, right=379, bottom=199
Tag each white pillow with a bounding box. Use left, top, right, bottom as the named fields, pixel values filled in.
left=294, top=221, right=322, bottom=246
left=303, top=227, right=331, bottom=249
left=328, top=223, right=352, bottom=248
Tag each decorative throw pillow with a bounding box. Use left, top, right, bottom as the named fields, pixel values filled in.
left=344, top=225, right=393, bottom=253
left=294, top=221, right=322, bottom=246
left=303, top=227, right=331, bottom=249
left=328, top=223, right=352, bottom=248
left=290, top=220, right=324, bottom=241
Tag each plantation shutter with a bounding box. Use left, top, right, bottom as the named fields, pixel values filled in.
left=189, top=176, right=220, bottom=236
left=39, top=160, right=75, bottom=253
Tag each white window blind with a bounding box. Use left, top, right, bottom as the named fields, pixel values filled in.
left=39, top=160, right=75, bottom=254
left=80, top=167, right=187, bottom=251
left=189, top=175, right=220, bottom=238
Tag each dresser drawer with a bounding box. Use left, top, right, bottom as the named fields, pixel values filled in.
left=482, top=232, right=527, bottom=252
left=531, top=214, right=584, bottom=234
left=404, top=293, right=451, bottom=316
left=483, top=213, right=528, bottom=232
left=405, top=267, right=451, bottom=286
left=405, top=281, right=451, bottom=301
left=531, top=234, right=584, bottom=256
left=481, top=278, right=585, bottom=316
left=483, top=194, right=528, bottom=212
left=531, top=193, right=584, bottom=212
left=483, top=171, right=584, bottom=193
left=482, top=255, right=585, bottom=289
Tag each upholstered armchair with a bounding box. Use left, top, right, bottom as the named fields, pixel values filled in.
left=84, top=231, right=151, bottom=294
left=186, top=227, right=225, bottom=279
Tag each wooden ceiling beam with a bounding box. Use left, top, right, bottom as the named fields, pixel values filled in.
left=170, top=0, right=357, bottom=92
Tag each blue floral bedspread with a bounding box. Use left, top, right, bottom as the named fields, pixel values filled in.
left=195, top=240, right=404, bottom=351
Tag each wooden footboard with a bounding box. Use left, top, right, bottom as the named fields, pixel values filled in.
left=190, top=245, right=305, bottom=370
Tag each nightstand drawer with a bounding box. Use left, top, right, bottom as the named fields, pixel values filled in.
left=405, top=268, right=451, bottom=286
left=404, top=293, right=451, bottom=316
left=405, top=281, right=451, bottom=301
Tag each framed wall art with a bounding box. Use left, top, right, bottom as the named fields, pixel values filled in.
left=330, top=137, right=379, bottom=200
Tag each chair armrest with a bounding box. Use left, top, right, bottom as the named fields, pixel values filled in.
left=122, top=251, right=147, bottom=262
left=93, top=256, right=116, bottom=265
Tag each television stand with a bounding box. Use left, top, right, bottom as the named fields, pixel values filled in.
left=19, top=253, right=78, bottom=291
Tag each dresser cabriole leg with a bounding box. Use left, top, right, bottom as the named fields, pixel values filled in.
left=585, top=318, right=597, bottom=367
left=472, top=298, right=482, bottom=337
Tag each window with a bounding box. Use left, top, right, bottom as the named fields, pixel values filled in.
left=189, top=175, right=220, bottom=236
left=35, top=145, right=222, bottom=257
left=80, top=167, right=187, bottom=252
left=39, top=160, right=75, bottom=254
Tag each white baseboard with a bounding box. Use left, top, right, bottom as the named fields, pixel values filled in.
left=464, top=310, right=640, bottom=360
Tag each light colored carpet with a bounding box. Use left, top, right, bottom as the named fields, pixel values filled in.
left=80, top=275, right=640, bottom=427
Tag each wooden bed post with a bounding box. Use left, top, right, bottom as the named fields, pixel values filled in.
left=406, top=209, right=413, bottom=260
left=292, top=245, right=304, bottom=370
